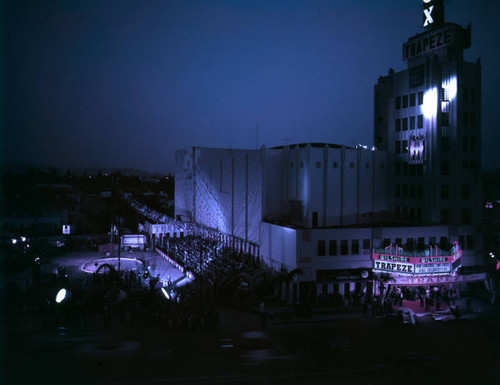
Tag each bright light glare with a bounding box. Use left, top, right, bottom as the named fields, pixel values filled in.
left=422, top=88, right=438, bottom=118
left=11, top=239, right=17, bottom=244
left=21, top=236, right=26, bottom=242
left=442, top=76, right=457, bottom=101
left=56, top=288, right=67, bottom=303
left=161, top=287, right=171, bottom=300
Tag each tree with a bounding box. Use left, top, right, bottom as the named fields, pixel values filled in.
left=373, top=272, right=395, bottom=303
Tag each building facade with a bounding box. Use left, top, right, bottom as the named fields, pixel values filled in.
left=175, top=1, right=487, bottom=303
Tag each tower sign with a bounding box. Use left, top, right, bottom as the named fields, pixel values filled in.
left=423, top=0, right=444, bottom=29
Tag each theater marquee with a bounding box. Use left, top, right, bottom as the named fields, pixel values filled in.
left=372, top=242, right=461, bottom=276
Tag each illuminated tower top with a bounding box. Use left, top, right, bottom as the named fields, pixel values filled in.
left=423, top=0, right=445, bottom=30
left=403, top=0, right=471, bottom=65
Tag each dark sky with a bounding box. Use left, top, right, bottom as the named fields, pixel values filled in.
left=2, top=0, right=500, bottom=174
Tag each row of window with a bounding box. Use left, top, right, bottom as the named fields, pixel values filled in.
left=395, top=206, right=423, bottom=221
left=463, top=87, right=476, bottom=104
left=290, top=162, right=385, bottom=170
left=463, top=111, right=476, bottom=127
left=395, top=115, right=424, bottom=131
left=317, top=234, right=475, bottom=256
left=381, top=235, right=475, bottom=251
left=395, top=207, right=472, bottom=224
left=395, top=184, right=423, bottom=199
left=441, top=184, right=470, bottom=200
left=395, top=163, right=424, bottom=176
left=317, top=239, right=370, bottom=256
left=396, top=91, right=424, bottom=109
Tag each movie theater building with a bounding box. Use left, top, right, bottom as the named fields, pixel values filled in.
left=175, top=1, right=489, bottom=304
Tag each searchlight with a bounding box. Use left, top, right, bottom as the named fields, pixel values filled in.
left=161, top=287, right=171, bottom=300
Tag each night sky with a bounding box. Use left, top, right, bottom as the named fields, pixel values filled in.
left=2, top=0, right=500, bottom=174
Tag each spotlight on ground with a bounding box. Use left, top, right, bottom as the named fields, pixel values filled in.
left=55, top=288, right=71, bottom=303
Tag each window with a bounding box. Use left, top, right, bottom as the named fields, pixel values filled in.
left=409, top=165, right=415, bottom=176
left=333, top=161, right=338, bottom=168
left=442, top=112, right=449, bottom=126
left=312, top=212, right=318, bottom=228
left=402, top=207, right=408, bottom=220
left=418, top=91, right=424, bottom=105
left=459, top=235, right=465, bottom=249
left=410, top=208, right=415, bottom=220
left=441, top=185, right=449, bottom=200
left=402, top=140, right=408, bottom=153
left=395, top=184, right=401, bottom=198
left=410, top=116, right=416, bottom=130
left=406, top=238, right=414, bottom=249
left=402, top=117, right=408, bottom=131
left=396, top=96, right=401, bottom=110
left=463, top=136, right=468, bottom=151
left=315, top=161, right=322, bottom=168
left=351, top=240, right=359, bottom=255
left=403, top=95, right=408, bottom=108
left=466, top=235, right=474, bottom=250
left=363, top=239, right=370, bottom=251
left=340, top=240, right=348, bottom=255
left=396, top=206, right=401, bottom=219
left=417, top=165, right=423, bottom=175
left=442, top=136, right=449, bottom=151
left=329, top=240, right=337, bottom=256
left=463, top=88, right=468, bottom=102
left=462, top=209, right=472, bottom=224
left=416, top=207, right=422, bottom=221
left=402, top=163, right=408, bottom=176
left=470, top=137, right=475, bottom=151
left=396, top=163, right=401, bottom=176
left=395, top=140, right=401, bottom=154
left=383, top=238, right=391, bottom=248
left=395, top=118, right=401, bottom=132
left=418, top=237, right=425, bottom=249
left=317, top=240, right=326, bottom=256
left=429, top=237, right=436, bottom=245
left=463, top=111, right=468, bottom=126
left=410, top=184, right=415, bottom=198
left=471, top=88, right=475, bottom=103
left=441, top=160, right=449, bottom=175
left=442, top=87, right=449, bottom=101
left=410, top=93, right=416, bottom=106
left=395, top=238, right=402, bottom=246
left=417, top=114, right=423, bottom=128
left=471, top=112, right=476, bottom=127
left=441, top=209, right=450, bottom=223
left=402, top=185, right=408, bottom=198
left=417, top=185, right=423, bottom=199
left=439, top=237, right=449, bottom=249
